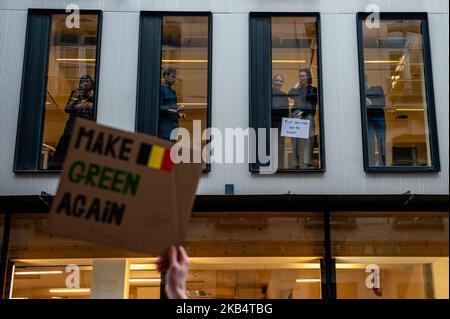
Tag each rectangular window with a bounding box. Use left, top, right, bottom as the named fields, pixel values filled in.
left=250, top=13, right=324, bottom=172
left=136, top=13, right=211, bottom=170
left=182, top=213, right=324, bottom=299
left=14, top=10, right=101, bottom=172
left=331, top=212, right=449, bottom=299
left=357, top=13, right=440, bottom=172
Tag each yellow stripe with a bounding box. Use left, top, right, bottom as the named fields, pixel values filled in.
left=147, top=146, right=165, bottom=169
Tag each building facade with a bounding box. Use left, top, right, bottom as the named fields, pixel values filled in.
left=0, top=0, right=448, bottom=299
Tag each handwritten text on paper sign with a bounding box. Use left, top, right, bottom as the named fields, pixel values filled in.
left=280, top=117, right=310, bottom=139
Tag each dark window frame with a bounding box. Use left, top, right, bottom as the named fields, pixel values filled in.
left=136, top=11, right=213, bottom=173
left=13, top=9, right=103, bottom=173
left=249, top=12, right=326, bottom=173
left=356, top=12, right=440, bottom=173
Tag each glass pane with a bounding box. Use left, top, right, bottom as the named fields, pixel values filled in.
left=0, top=214, right=4, bottom=265
left=271, top=17, right=321, bottom=170
left=331, top=212, right=449, bottom=299
left=158, top=16, right=209, bottom=167
left=361, top=19, right=433, bottom=167
left=8, top=214, right=150, bottom=299
left=128, top=261, right=161, bottom=299
left=184, top=213, right=324, bottom=299
left=127, top=213, right=324, bottom=299
left=184, top=259, right=321, bottom=299
left=11, top=263, right=93, bottom=299
left=8, top=214, right=93, bottom=299
left=42, top=14, right=99, bottom=170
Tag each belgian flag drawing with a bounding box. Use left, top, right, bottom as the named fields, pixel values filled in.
left=136, top=143, right=173, bottom=172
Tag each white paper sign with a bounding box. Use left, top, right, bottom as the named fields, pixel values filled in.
left=280, top=117, right=310, bottom=139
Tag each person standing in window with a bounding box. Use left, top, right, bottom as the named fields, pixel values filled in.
left=159, top=66, right=186, bottom=141
left=49, top=75, right=94, bottom=169
left=288, top=69, right=318, bottom=169
left=272, top=74, right=290, bottom=169
left=365, top=73, right=387, bottom=166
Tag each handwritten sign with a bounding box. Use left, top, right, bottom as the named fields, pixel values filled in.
left=47, top=118, right=202, bottom=255
left=280, top=117, right=310, bottom=139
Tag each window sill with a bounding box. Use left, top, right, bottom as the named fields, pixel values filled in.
left=364, top=166, right=440, bottom=173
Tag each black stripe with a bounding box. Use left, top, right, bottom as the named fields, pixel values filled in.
left=136, top=143, right=152, bottom=166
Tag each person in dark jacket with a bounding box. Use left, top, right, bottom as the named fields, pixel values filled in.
left=288, top=69, right=318, bottom=169
left=159, top=67, right=186, bottom=141
left=50, top=75, right=94, bottom=169
left=272, top=74, right=289, bottom=169
left=365, top=74, right=387, bottom=166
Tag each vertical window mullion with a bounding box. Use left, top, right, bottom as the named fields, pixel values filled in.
left=136, top=14, right=163, bottom=135
left=421, top=16, right=440, bottom=171
left=321, top=211, right=336, bottom=299
left=249, top=16, right=272, bottom=171
left=14, top=13, right=51, bottom=171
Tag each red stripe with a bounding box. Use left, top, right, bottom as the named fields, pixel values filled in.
left=160, top=149, right=173, bottom=172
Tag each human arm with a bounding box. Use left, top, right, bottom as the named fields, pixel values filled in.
left=160, top=87, right=184, bottom=114
left=156, top=245, right=189, bottom=299
left=65, top=90, right=93, bottom=114
left=288, top=86, right=299, bottom=97
left=366, top=86, right=386, bottom=108
left=305, top=86, right=318, bottom=107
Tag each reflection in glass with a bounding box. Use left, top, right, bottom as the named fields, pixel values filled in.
left=331, top=212, right=449, bottom=299
left=271, top=17, right=321, bottom=170
left=11, top=264, right=92, bottom=299
left=42, top=14, right=98, bottom=170
left=158, top=16, right=209, bottom=167
left=336, top=258, right=448, bottom=299
left=361, top=19, right=433, bottom=167
left=181, top=213, right=325, bottom=299
left=185, top=259, right=321, bottom=299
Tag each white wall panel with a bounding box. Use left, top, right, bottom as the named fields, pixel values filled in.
left=96, top=12, right=139, bottom=132
left=0, top=1, right=448, bottom=196
left=428, top=13, right=449, bottom=187
left=196, top=13, right=251, bottom=195
left=1, top=0, right=448, bottom=13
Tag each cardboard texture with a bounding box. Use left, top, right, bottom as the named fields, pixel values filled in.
left=47, top=118, right=202, bottom=255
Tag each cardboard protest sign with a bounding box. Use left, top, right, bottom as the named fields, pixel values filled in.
left=280, top=117, right=310, bottom=139
left=47, top=118, right=202, bottom=255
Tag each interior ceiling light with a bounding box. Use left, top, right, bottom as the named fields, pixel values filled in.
left=49, top=288, right=91, bottom=293
left=161, top=59, right=207, bottom=63
left=365, top=60, right=399, bottom=63
left=57, top=58, right=96, bottom=62
left=15, top=271, right=63, bottom=275
left=129, top=264, right=157, bottom=270
left=129, top=278, right=161, bottom=283
left=272, top=60, right=306, bottom=63
left=296, top=278, right=321, bottom=283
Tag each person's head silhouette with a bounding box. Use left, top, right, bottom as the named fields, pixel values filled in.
left=298, top=68, right=312, bottom=87
left=79, top=74, right=94, bottom=92
left=163, top=66, right=177, bottom=86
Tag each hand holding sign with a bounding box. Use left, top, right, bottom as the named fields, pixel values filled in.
left=47, top=118, right=202, bottom=255
left=157, top=245, right=189, bottom=299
